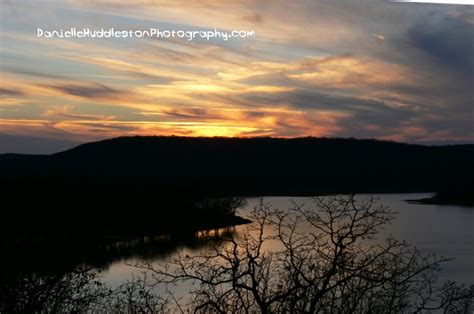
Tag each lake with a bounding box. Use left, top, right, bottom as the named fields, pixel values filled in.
left=102, top=193, right=474, bottom=287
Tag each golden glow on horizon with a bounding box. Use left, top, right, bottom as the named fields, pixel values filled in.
left=1, top=0, right=472, bottom=145
left=0, top=48, right=447, bottom=142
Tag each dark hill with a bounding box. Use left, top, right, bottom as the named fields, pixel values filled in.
left=0, top=153, right=41, bottom=161
left=1, top=136, right=472, bottom=238
left=1, top=136, right=472, bottom=194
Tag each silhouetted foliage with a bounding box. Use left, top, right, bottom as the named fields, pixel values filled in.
left=0, top=224, right=240, bottom=312
left=135, top=195, right=473, bottom=313
left=1, top=195, right=472, bottom=312
left=0, top=267, right=107, bottom=313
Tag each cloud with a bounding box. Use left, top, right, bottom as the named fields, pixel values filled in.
left=1, top=66, right=71, bottom=81
left=42, top=105, right=115, bottom=121
left=408, top=15, right=474, bottom=73
left=1, top=0, right=473, bottom=146
left=0, top=87, right=25, bottom=97
left=37, top=82, right=129, bottom=100
left=160, top=107, right=226, bottom=120
left=58, top=55, right=178, bottom=83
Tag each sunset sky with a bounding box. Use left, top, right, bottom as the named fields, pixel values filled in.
left=0, top=0, right=473, bottom=153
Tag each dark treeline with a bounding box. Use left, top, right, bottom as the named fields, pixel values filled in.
left=1, top=136, right=472, bottom=236
left=1, top=136, right=472, bottom=193
left=0, top=177, right=247, bottom=236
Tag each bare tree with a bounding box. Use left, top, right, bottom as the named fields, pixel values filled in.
left=91, top=272, right=171, bottom=313
left=0, top=267, right=108, bottom=313
left=4, top=196, right=471, bottom=313
left=137, top=195, right=473, bottom=313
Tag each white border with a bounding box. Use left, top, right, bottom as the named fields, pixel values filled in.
left=394, top=0, right=474, bottom=4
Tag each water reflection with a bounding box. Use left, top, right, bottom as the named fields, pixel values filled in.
left=103, top=194, right=474, bottom=286
left=105, top=194, right=473, bottom=312
left=103, top=226, right=238, bottom=264
left=0, top=225, right=239, bottom=312
left=242, top=194, right=474, bottom=284
left=1, top=194, right=472, bottom=312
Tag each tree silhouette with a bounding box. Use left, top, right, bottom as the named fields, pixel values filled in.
left=2, top=196, right=472, bottom=312
left=137, top=195, right=473, bottom=313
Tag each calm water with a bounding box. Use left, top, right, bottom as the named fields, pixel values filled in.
left=102, top=193, right=474, bottom=287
